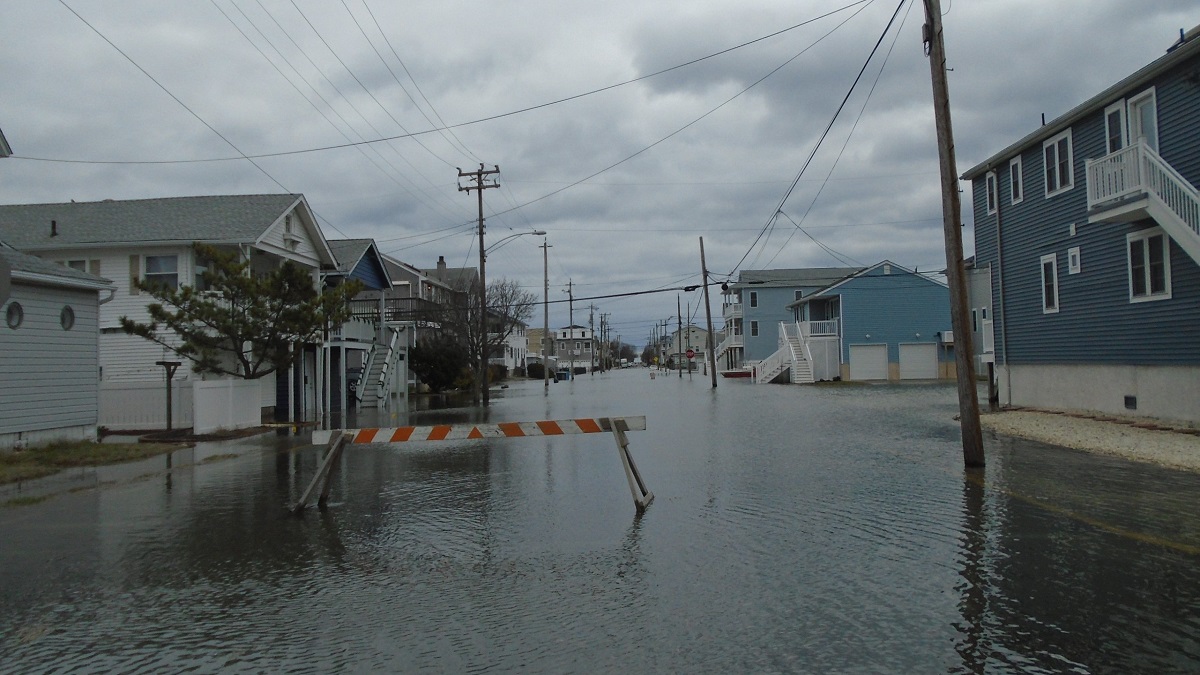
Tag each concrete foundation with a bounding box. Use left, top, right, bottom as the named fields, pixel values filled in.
left=997, top=363, right=1200, bottom=426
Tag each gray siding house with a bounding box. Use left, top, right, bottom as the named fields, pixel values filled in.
left=1, top=244, right=113, bottom=449
left=962, top=30, right=1200, bottom=424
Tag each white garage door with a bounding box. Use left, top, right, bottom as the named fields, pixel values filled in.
left=899, top=343, right=938, bottom=380
left=849, top=344, right=888, bottom=381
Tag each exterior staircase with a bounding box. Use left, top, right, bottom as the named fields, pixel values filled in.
left=356, top=327, right=401, bottom=410
left=754, top=322, right=815, bottom=384
left=1087, top=138, right=1200, bottom=266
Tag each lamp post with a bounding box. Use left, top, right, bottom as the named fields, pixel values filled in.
left=479, top=229, right=545, bottom=406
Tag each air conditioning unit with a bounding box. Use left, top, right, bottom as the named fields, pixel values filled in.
left=940, top=330, right=953, bottom=344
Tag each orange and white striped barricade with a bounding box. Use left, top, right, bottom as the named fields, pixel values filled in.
left=295, top=416, right=652, bottom=515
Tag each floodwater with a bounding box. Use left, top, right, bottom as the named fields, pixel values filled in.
left=2, top=370, right=1200, bottom=673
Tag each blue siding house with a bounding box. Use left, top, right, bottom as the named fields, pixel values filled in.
left=962, top=30, right=1200, bottom=424
left=787, top=261, right=952, bottom=383
left=717, top=267, right=859, bottom=373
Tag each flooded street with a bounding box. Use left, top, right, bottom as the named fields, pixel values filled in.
left=2, top=370, right=1200, bottom=672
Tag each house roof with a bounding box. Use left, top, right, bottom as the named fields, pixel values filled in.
left=785, top=260, right=945, bottom=309
left=380, top=254, right=454, bottom=292
left=962, top=33, right=1200, bottom=180
left=0, top=242, right=112, bottom=290
left=0, top=126, right=11, bottom=158
left=730, top=267, right=862, bottom=290
left=0, top=194, right=308, bottom=249
left=435, top=266, right=478, bottom=290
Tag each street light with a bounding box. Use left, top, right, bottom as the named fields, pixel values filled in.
left=479, top=228, right=545, bottom=407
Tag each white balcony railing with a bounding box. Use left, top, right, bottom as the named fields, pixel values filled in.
left=722, top=303, right=743, bottom=319
left=1087, top=138, right=1200, bottom=240
left=799, top=318, right=840, bottom=338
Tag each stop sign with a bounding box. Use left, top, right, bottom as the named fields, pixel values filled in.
left=686, top=349, right=695, bottom=359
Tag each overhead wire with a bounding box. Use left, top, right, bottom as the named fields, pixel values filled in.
left=15, top=0, right=871, bottom=166
left=762, top=0, right=916, bottom=269
left=728, top=0, right=909, bottom=277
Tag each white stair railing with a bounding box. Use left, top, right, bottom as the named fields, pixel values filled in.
left=375, top=328, right=400, bottom=408
left=354, top=341, right=377, bottom=407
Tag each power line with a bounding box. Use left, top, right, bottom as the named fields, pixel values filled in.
left=16, top=0, right=870, bottom=166
left=729, top=0, right=909, bottom=277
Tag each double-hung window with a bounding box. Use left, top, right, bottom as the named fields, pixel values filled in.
left=1009, top=156, right=1023, bottom=204
left=985, top=171, right=998, bottom=214
left=1043, top=129, right=1073, bottom=197
left=1128, top=229, right=1171, bottom=302
left=749, top=291, right=758, bottom=308
left=750, top=320, right=759, bottom=337
left=1104, top=100, right=1127, bottom=154
left=143, top=255, right=179, bottom=290
left=1040, top=253, right=1059, bottom=314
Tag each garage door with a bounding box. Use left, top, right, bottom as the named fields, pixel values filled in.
left=849, top=344, right=888, bottom=381
left=899, top=343, right=937, bottom=380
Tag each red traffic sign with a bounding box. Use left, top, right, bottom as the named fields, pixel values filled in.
left=686, top=349, right=695, bottom=359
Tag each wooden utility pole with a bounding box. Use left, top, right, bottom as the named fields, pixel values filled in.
left=459, top=164, right=501, bottom=406
left=541, top=238, right=551, bottom=391
left=676, top=295, right=683, bottom=378
left=700, top=237, right=718, bottom=388
left=923, top=0, right=984, bottom=467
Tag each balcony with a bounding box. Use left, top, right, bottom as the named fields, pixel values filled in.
left=722, top=302, right=743, bottom=320
left=1086, top=139, right=1200, bottom=264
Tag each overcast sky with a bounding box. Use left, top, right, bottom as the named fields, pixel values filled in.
left=1, top=0, right=1195, bottom=346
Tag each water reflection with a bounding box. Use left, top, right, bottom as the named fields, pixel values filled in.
left=2, top=374, right=1199, bottom=672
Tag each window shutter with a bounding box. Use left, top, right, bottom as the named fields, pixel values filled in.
left=129, top=255, right=140, bottom=295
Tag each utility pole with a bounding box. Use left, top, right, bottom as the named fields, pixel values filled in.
left=588, top=304, right=596, bottom=376
left=459, top=163, right=501, bottom=407
left=541, top=238, right=551, bottom=391
left=923, top=0, right=984, bottom=467
left=700, top=237, right=718, bottom=388
left=677, top=295, right=683, bottom=378
left=566, top=279, right=574, bottom=375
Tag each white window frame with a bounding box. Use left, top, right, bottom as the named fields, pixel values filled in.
left=749, top=291, right=758, bottom=308
left=1128, top=88, right=1158, bottom=152
left=750, top=320, right=759, bottom=337
left=1008, top=156, right=1023, bottom=205
left=1067, top=246, right=1081, bottom=275
left=1043, top=129, right=1074, bottom=197
left=1104, top=100, right=1127, bottom=155
left=144, top=254, right=180, bottom=290
left=1040, top=253, right=1059, bottom=314
left=1127, top=228, right=1171, bottom=303
left=985, top=171, right=998, bottom=214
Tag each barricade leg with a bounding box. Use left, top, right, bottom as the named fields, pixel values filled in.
left=291, top=431, right=347, bottom=515
left=607, top=417, right=654, bottom=513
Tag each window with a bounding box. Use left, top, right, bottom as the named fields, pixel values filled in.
left=1129, top=88, right=1158, bottom=152
left=60, top=306, right=75, bottom=330
left=1043, top=129, right=1073, bottom=196
left=794, top=290, right=802, bottom=301
left=1009, top=156, right=1023, bottom=204
left=64, top=259, right=101, bottom=275
left=749, top=291, right=758, bottom=308
left=1104, top=100, right=1127, bottom=154
left=1067, top=247, right=1081, bottom=275
left=1128, top=229, right=1171, bottom=302
left=971, top=309, right=979, bottom=333
left=5, top=302, right=23, bottom=329
left=750, top=320, right=759, bottom=337
left=985, top=171, right=998, bottom=214
left=143, top=255, right=179, bottom=290
left=1040, top=253, right=1059, bottom=314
